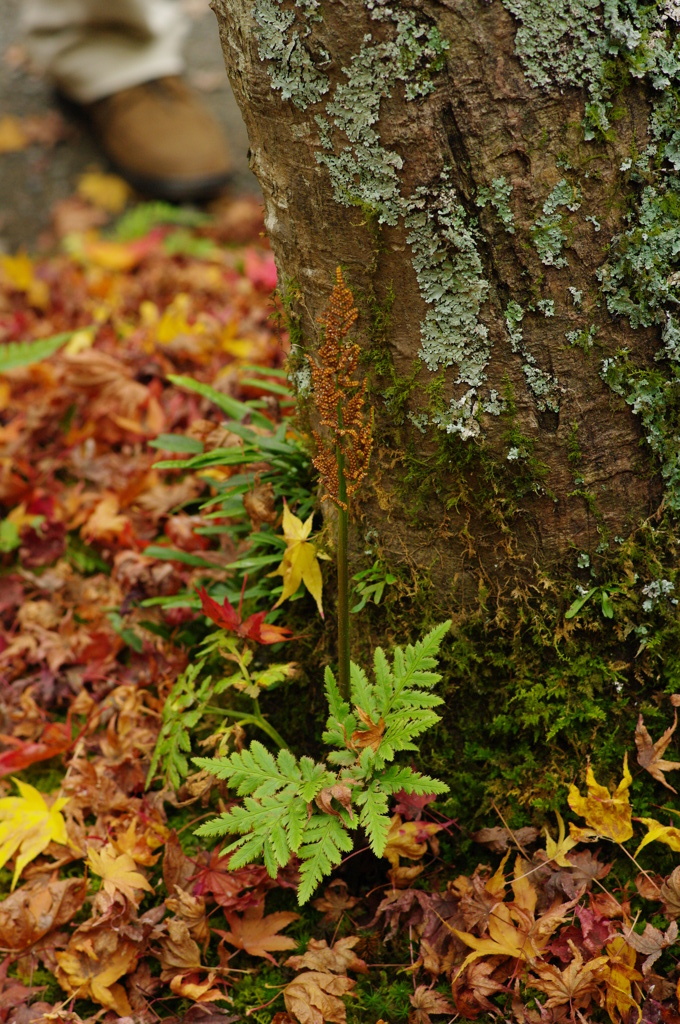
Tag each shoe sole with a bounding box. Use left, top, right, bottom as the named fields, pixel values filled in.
left=114, top=165, right=233, bottom=203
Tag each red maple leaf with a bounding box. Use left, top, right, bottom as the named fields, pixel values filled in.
left=197, top=585, right=295, bottom=645
left=192, top=850, right=269, bottom=909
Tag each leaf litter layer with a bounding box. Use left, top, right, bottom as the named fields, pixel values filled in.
left=2, top=181, right=680, bottom=1024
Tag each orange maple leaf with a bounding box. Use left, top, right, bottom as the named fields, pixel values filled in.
left=216, top=901, right=299, bottom=963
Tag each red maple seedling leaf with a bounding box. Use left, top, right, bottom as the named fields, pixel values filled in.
left=197, top=585, right=295, bottom=645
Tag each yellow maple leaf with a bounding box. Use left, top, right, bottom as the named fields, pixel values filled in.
left=634, top=817, right=680, bottom=857
left=56, top=926, right=138, bottom=1014
left=0, top=778, right=71, bottom=889
left=77, top=171, right=131, bottom=213
left=544, top=811, right=579, bottom=867
left=453, top=893, right=574, bottom=979
left=595, top=936, right=642, bottom=1024
left=0, top=252, right=48, bottom=307
left=86, top=843, right=153, bottom=903
left=567, top=755, right=633, bottom=843
left=268, top=501, right=325, bottom=617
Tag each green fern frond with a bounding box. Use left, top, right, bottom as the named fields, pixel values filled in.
left=0, top=333, right=73, bottom=372
left=322, top=666, right=356, bottom=749
left=376, top=764, right=449, bottom=795
left=194, top=622, right=451, bottom=903
left=147, top=660, right=211, bottom=788
left=356, top=786, right=391, bottom=856
left=350, top=661, right=378, bottom=718
left=194, top=741, right=331, bottom=799
left=297, top=815, right=354, bottom=904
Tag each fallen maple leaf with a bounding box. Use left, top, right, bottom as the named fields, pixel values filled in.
left=596, top=935, right=642, bottom=1024
left=382, top=814, right=441, bottom=869
left=76, top=171, right=131, bottom=213
left=165, top=887, right=211, bottom=946
left=315, top=783, right=355, bottom=819
left=635, top=816, right=680, bottom=857
left=567, top=756, right=633, bottom=843
left=0, top=873, right=86, bottom=951
left=81, top=493, right=133, bottom=545
left=660, top=866, right=680, bottom=918
left=216, top=901, right=299, bottom=962
left=409, top=984, right=455, bottom=1024
left=454, top=876, right=577, bottom=979
left=625, top=919, right=678, bottom=974
left=543, top=811, right=579, bottom=868
left=86, top=843, right=153, bottom=903
left=197, top=586, right=295, bottom=644
left=530, top=941, right=606, bottom=1010
left=55, top=923, right=138, bottom=1014
left=285, top=936, right=368, bottom=976
left=393, top=789, right=438, bottom=821
left=635, top=711, right=680, bottom=792
left=451, top=956, right=507, bottom=1018
left=268, top=502, right=325, bottom=617
left=471, top=826, right=540, bottom=853
left=191, top=849, right=269, bottom=910
left=0, top=778, right=72, bottom=888
left=0, top=719, right=72, bottom=776
left=160, top=917, right=225, bottom=1002
left=312, top=880, right=360, bottom=924
left=283, top=970, right=356, bottom=1024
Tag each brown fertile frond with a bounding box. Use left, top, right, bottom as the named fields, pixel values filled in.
left=308, top=268, right=373, bottom=509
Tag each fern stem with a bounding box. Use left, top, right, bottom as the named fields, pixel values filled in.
left=336, top=407, right=350, bottom=701
left=204, top=706, right=288, bottom=749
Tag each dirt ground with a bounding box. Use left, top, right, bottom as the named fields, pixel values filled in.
left=0, top=0, right=258, bottom=253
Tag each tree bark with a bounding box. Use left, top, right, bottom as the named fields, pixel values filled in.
left=211, top=0, right=674, bottom=609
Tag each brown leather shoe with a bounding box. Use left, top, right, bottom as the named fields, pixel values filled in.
left=85, top=77, right=232, bottom=202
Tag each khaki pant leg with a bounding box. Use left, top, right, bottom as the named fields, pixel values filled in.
left=22, top=0, right=188, bottom=104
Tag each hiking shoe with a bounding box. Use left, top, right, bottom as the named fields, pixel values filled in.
left=85, top=76, right=232, bottom=202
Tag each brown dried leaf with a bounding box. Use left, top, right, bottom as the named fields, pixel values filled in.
left=0, top=874, right=86, bottom=951
left=451, top=957, right=507, bottom=1018
left=471, top=826, right=539, bottom=853
left=283, top=971, right=356, bottom=1024
left=244, top=481, right=277, bottom=529
left=165, top=887, right=210, bottom=947
left=315, top=784, right=354, bottom=820
left=159, top=917, right=202, bottom=977
left=312, top=880, right=360, bottom=925
left=635, top=871, right=664, bottom=902
left=408, top=984, right=455, bottom=1024
left=162, top=830, right=195, bottom=894
left=660, top=866, right=680, bottom=918
left=285, top=936, right=368, bottom=976
left=55, top=919, right=138, bottom=1014
left=530, top=943, right=606, bottom=1009
left=635, top=712, right=680, bottom=793
left=169, top=969, right=224, bottom=1002
left=625, top=919, right=678, bottom=974
left=350, top=707, right=384, bottom=752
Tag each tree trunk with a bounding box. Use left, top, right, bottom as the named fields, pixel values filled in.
left=212, top=0, right=680, bottom=809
